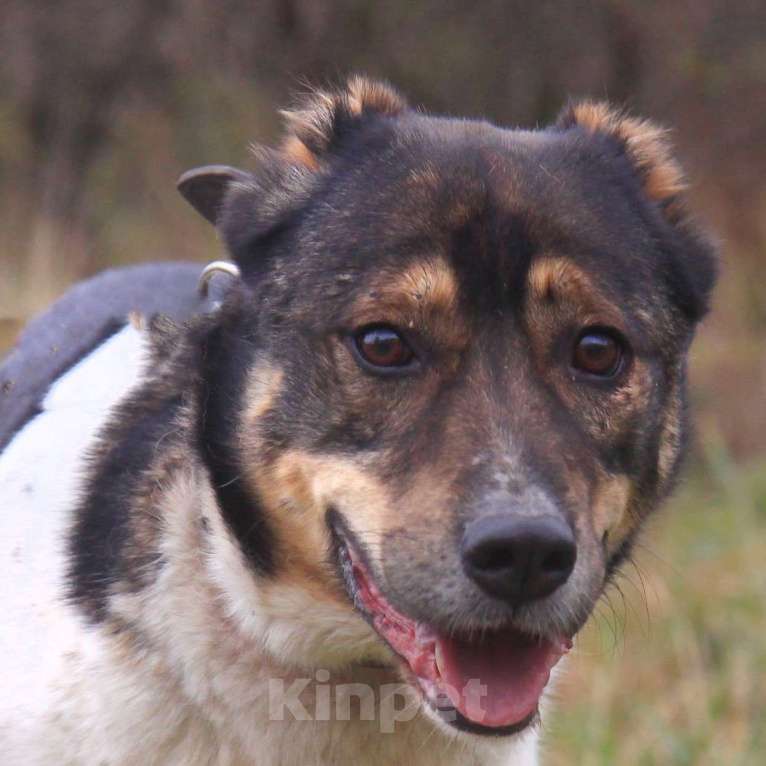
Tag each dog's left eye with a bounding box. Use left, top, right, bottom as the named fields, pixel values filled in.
left=353, top=326, right=415, bottom=369
left=571, top=330, right=624, bottom=377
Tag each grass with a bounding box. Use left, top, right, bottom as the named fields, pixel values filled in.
left=544, top=445, right=766, bottom=765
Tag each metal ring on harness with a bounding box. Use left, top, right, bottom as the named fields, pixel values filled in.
left=197, top=261, right=241, bottom=299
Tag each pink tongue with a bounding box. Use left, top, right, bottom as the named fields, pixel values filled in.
left=349, top=558, right=569, bottom=729
left=436, top=631, right=565, bottom=728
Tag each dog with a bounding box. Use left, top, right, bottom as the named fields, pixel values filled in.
left=0, top=77, right=716, bottom=765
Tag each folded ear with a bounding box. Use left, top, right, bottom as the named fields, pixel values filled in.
left=278, top=75, right=407, bottom=170
left=177, top=77, right=406, bottom=237
left=177, top=165, right=253, bottom=225
left=556, top=101, right=686, bottom=221
left=199, top=77, right=408, bottom=275
left=557, top=101, right=717, bottom=320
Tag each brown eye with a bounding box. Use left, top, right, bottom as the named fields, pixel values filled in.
left=572, top=331, right=623, bottom=377
left=354, top=326, right=414, bottom=369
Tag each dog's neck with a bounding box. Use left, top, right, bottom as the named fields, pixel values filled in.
left=95, top=465, right=538, bottom=766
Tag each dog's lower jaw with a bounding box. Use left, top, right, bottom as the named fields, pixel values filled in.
left=7, top=468, right=541, bottom=766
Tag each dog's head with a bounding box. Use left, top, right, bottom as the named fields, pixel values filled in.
left=180, top=78, right=716, bottom=735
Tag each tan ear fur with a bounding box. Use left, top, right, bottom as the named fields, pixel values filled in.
left=276, top=76, right=407, bottom=170
left=559, top=101, right=686, bottom=215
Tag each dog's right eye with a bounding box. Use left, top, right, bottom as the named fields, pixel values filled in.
left=353, top=326, right=415, bottom=370
left=571, top=329, right=624, bottom=378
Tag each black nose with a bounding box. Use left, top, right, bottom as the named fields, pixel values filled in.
left=461, top=514, right=576, bottom=605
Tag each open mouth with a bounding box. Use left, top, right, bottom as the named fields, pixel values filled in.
left=332, top=522, right=572, bottom=734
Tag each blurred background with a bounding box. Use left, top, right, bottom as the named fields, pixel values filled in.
left=1, top=1, right=764, bottom=763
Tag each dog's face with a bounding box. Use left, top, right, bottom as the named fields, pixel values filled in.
left=182, top=79, right=716, bottom=735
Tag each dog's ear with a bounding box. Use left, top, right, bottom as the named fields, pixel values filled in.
left=277, top=75, right=407, bottom=170
left=556, top=102, right=688, bottom=221
left=557, top=101, right=718, bottom=321
left=208, top=77, right=407, bottom=274
left=177, top=165, right=254, bottom=225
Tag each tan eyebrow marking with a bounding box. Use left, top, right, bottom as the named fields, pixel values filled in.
left=394, top=258, right=459, bottom=312
left=349, top=257, right=468, bottom=347
left=528, top=257, right=593, bottom=303
left=526, top=256, right=628, bottom=333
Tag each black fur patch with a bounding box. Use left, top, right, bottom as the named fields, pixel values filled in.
left=67, top=391, right=183, bottom=622
left=196, top=309, right=278, bottom=575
